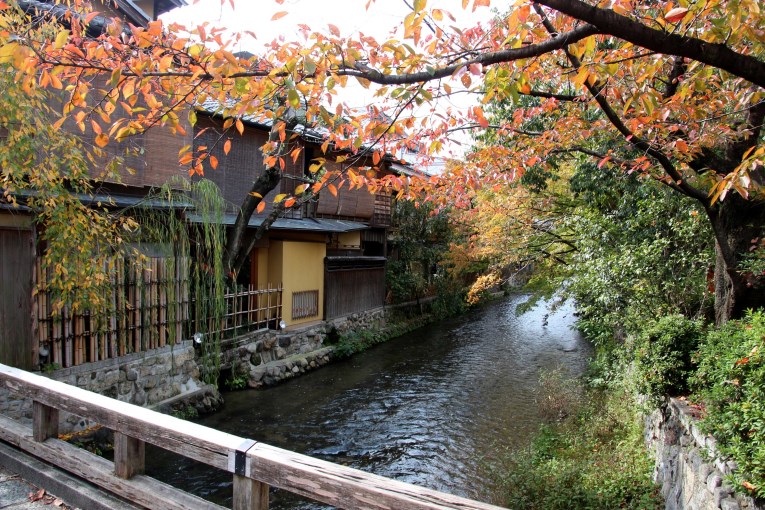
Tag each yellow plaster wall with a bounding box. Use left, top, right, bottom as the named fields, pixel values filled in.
left=256, top=248, right=270, bottom=288
left=337, top=231, right=361, bottom=250
left=267, top=240, right=326, bottom=326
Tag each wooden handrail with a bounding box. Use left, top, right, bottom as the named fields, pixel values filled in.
left=0, top=364, right=505, bottom=510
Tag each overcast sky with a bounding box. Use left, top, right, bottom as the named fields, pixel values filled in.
left=162, top=0, right=492, bottom=47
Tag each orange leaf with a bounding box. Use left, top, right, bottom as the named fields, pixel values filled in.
left=284, top=198, right=296, bottom=208
left=223, top=139, right=231, bottom=155
left=472, top=0, right=490, bottom=11
left=328, top=184, right=338, bottom=197
left=209, top=155, right=218, bottom=169
left=328, top=24, right=340, bottom=37
left=271, top=11, right=288, bottom=21
left=235, top=119, right=244, bottom=135
left=256, top=201, right=266, bottom=213
left=94, top=133, right=109, bottom=148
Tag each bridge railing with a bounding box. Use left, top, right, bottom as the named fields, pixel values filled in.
left=0, top=364, right=505, bottom=510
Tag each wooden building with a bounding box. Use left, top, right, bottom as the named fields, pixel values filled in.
left=0, top=1, right=405, bottom=370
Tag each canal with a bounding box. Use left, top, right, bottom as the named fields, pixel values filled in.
left=147, top=294, right=591, bottom=508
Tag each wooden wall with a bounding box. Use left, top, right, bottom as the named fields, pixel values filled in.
left=325, top=260, right=385, bottom=319
left=0, top=228, right=34, bottom=369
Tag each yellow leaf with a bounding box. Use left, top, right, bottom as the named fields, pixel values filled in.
left=295, top=184, right=307, bottom=194
left=287, top=89, right=300, bottom=108
left=250, top=192, right=262, bottom=198
left=274, top=193, right=287, bottom=203
left=54, top=30, right=70, bottom=50
left=0, top=41, right=19, bottom=64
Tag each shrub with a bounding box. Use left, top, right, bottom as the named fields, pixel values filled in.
left=490, top=388, right=662, bottom=510
left=693, top=310, right=765, bottom=499
left=632, top=314, right=703, bottom=405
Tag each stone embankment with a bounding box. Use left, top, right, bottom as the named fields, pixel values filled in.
left=646, top=398, right=763, bottom=510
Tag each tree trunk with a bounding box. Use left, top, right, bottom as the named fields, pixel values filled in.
left=707, top=195, right=765, bottom=324
left=223, top=165, right=282, bottom=279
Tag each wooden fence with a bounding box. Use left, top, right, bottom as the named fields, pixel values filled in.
left=216, top=284, right=283, bottom=336
left=34, top=258, right=282, bottom=369
left=0, top=364, right=505, bottom=510
left=325, top=257, right=386, bottom=319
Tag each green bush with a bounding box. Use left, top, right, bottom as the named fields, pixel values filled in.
left=693, top=310, right=765, bottom=498
left=491, top=388, right=662, bottom=510
left=632, top=314, right=703, bottom=405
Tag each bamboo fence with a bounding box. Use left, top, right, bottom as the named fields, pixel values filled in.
left=33, top=257, right=282, bottom=368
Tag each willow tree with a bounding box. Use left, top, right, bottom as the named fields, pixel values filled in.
left=2, top=0, right=763, bottom=322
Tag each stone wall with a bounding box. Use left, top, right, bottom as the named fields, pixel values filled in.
left=0, top=341, right=215, bottom=431
left=224, top=307, right=388, bottom=388
left=645, top=398, right=763, bottom=510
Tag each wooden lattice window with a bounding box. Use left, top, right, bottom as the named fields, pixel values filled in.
left=292, top=290, right=319, bottom=319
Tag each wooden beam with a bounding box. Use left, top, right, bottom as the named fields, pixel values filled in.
left=245, top=442, right=504, bottom=510
left=233, top=475, right=269, bottom=510
left=114, top=432, right=145, bottom=479
left=32, top=401, right=58, bottom=442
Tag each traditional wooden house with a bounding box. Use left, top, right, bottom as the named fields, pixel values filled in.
left=191, top=106, right=393, bottom=329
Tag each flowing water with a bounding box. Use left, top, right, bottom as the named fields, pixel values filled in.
left=147, top=294, right=591, bottom=508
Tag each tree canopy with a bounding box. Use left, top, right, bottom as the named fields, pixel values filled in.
left=1, top=0, right=763, bottom=322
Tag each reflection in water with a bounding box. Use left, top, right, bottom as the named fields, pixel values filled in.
left=147, top=295, right=590, bottom=508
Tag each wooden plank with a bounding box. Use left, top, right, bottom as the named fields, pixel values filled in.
left=0, top=415, right=225, bottom=510
left=0, top=364, right=241, bottom=470
left=114, top=432, right=145, bottom=479
left=32, top=401, right=58, bottom=442
left=245, top=443, right=505, bottom=510
left=0, top=229, right=34, bottom=369
left=233, top=475, right=269, bottom=510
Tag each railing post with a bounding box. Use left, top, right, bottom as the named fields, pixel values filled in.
left=114, top=431, right=145, bottom=479
left=233, top=475, right=269, bottom=510
left=32, top=401, right=58, bottom=442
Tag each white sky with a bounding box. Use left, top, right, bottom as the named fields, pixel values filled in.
left=161, top=0, right=495, bottom=159
left=162, top=0, right=492, bottom=47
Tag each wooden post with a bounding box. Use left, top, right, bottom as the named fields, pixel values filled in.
left=32, top=401, right=58, bottom=442
left=233, top=475, right=268, bottom=510
left=114, top=431, right=145, bottom=479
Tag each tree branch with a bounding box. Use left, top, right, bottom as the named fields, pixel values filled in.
left=534, top=0, right=765, bottom=89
